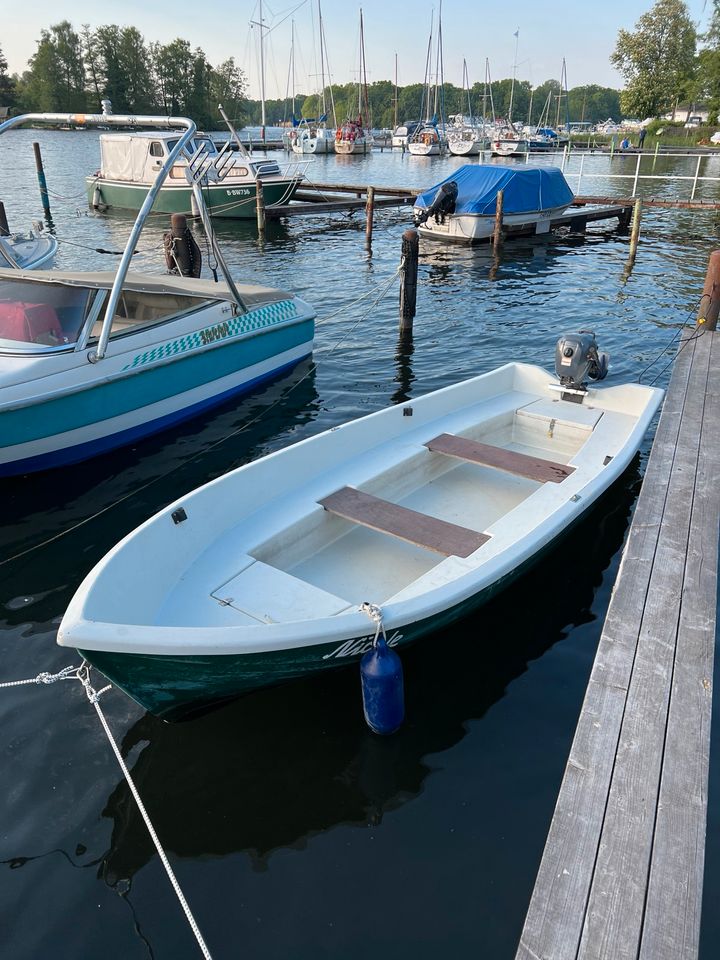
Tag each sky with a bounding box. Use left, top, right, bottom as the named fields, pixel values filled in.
left=3, top=0, right=715, bottom=101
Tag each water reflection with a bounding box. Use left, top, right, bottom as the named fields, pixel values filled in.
left=1, top=362, right=320, bottom=616
left=98, top=462, right=640, bottom=884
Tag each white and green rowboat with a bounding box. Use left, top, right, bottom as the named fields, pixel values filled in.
left=0, top=112, right=315, bottom=475
left=58, top=358, right=663, bottom=720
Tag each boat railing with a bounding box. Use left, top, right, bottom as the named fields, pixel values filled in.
left=0, top=112, right=248, bottom=360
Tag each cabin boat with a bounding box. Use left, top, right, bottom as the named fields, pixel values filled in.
left=448, top=118, right=490, bottom=156
left=525, top=126, right=569, bottom=152
left=86, top=131, right=305, bottom=219
left=0, top=229, right=58, bottom=270
left=408, top=122, right=449, bottom=157
left=392, top=121, right=422, bottom=148
left=58, top=349, right=663, bottom=720
left=334, top=117, right=373, bottom=155
left=413, top=164, right=574, bottom=243
left=292, top=121, right=335, bottom=154
left=491, top=128, right=529, bottom=157
left=0, top=111, right=315, bottom=476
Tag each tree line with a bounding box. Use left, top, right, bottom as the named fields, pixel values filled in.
left=255, top=80, right=621, bottom=130
left=0, top=22, right=246, bottom=128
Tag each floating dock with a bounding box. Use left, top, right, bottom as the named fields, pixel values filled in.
left=516, top=314, right=720, bottom=958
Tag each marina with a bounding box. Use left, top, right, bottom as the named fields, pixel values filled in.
left=2, top=124, right=720, bottom=959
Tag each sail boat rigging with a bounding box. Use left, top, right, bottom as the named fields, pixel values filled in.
left=408, top=3, right=448, bottom=156
left=448, top=59, right=490, bottom=156
left=334, top=8, right=373, bottom=155
left=293, top=0, right=338, bottom=153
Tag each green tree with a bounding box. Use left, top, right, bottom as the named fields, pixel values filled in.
left=0, top=44, right=16, bottom=108
left=21, top=21, right=86, bottom=111
left=611, top=0, right=697, bottom=117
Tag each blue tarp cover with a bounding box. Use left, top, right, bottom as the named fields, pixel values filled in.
left=415, top=164, right=574, bottom=216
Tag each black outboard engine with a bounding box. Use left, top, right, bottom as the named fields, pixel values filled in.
left=414, top=180, right=458, bottom=225
left=555, top=330, right=609, bottom=401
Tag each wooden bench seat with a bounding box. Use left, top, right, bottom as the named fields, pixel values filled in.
left=425, top=433, right=575, bottom=484
left=318, top=486, right=490, bottom=558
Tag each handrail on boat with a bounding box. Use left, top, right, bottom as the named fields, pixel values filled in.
left=0, top=112, right=248, bottom=361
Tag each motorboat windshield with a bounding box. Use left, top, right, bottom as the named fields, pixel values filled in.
left=0, top=278, right=91, bottom=350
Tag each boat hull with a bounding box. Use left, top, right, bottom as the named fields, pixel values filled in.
left=491, top=139, right=529, bottom=157
left=85, top=176, right=300, bottom=219
left=76, top=545, right=547, bottom=720
left=334, top=140, right=372, bottom=155
left=416, top=203, right=571, bottom=243
left=0, top=308, right=314, bottom=475
left=408, top=141, right=449, bottom=156
left=448, top=138, right=486, bottom=156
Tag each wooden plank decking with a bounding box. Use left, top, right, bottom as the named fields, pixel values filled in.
left=516, top=328, right=720, bottom=960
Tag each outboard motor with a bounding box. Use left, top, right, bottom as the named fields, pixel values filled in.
left=414, top=180, right=458, bottom=226
left=555, top=330, right=609, bottom=401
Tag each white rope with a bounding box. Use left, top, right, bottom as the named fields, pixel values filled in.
left=0, top=664, right=81, bottom=688
left=1, top=662, right=214, bottom=959
left=360, top=601, right=386, bottom=648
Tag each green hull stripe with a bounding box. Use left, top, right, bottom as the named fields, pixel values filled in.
left=86, top=178, right=297, bottom=218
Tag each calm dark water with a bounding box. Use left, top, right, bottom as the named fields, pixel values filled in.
left=1, top=128, right=720, bottom=959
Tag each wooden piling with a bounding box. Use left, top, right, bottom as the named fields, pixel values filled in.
left=399, top=228, right=419, bottom=333
left=697, top=249, right=720, bottom=331
left=32, top=141, right=52, bottom=220
left=365, top=185, right=375, bottom=250
left=493, top=189, right=504, bottom=249
left=629, top=197, right=642, bottom=259
left=256, top=179, right=266, bottom=239
left=0, top=200, right=9, bottom=237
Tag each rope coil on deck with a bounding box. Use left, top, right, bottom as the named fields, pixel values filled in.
left=1, top=661, right=214, bottom=959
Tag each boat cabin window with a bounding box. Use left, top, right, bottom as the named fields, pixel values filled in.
left=225, top=166, right=249, bottom=178
left=166, top=137, right=217, bottom=156
left=90, top=289, right=213, bottom=340
left=149, top=141, right=165, bottom=158
left=0, top=280, right=90, bottom=350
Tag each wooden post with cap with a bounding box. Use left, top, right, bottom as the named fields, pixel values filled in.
left=399, top=228, right=419, bottom=333
left=365, top=185, right=375, bottom=250
left=698, top=249, right=720, bottom=331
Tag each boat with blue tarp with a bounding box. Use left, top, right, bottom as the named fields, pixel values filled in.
left=413, top=164, right=574, bottom=243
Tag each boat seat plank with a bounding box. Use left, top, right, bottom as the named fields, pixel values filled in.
left=318, top=486, right=489, bottom=558
left=425, top=433, right=575, bottom=483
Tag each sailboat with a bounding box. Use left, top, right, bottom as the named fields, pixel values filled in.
left=293, top=1, right=337, bottom=154
left=448, top=60, right=490, bottom=156
left=491, top=30, right=529, bottom=158
left=408, top=7, right=449, bottom=157
left=335, top=8, right=373, bottom=155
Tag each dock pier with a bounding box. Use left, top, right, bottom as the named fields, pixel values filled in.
left=516, top=264, right=720, bottom=959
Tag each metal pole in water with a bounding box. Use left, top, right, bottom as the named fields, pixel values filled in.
left=365, top=184, right=375, bottom=251
left=632, top=151, right=641, bottom=196
left=0, top=201, right=9, bottom=236
left=493, top=188, right=504, bottom=249
left=399, top=228, right=419, bottom=334
left=32, top=142, right=52, bottom=220
left=256, top=178, right=266, bottom=240
left=697, top=249, right=720, bottom=331
left=653, top=139, right=660, bottom=170
left=691, top=154, right=702, bottom=201
left=577, top=153, right=585, bottom=195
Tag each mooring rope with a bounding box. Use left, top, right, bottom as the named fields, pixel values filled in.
left=637, top=293, right=708, bottom=385
left=1, top=662, right=214, bottom=959
left=0, top=265, right=401, bottom=570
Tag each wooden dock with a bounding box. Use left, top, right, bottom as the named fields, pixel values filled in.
left=516, top=317, right=720, bottom=958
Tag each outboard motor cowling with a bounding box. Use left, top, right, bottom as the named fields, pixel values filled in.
left=555, top=330, right=609, bottom=400
left=414, top=180, right=458, bottom=226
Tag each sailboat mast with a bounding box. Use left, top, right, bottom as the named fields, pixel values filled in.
left=508, top=29, right=519, bottom=126
left=318, top=0, right=327, bottom=117
left=360, top=8, right=370, bottom=125
left=250, top=0, right=268, bottom=141
left=394, top=53, right=398, bottom=130
left=464, top=59, right=471, bottom=119
left=422, top=10, right=433, bottom=123
left=291, top=19, right=296, bottom=119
